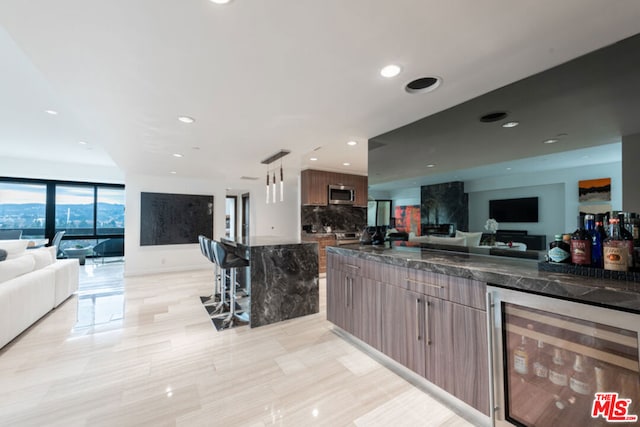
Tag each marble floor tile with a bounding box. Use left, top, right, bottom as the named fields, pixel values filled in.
left=0, top=261, right=479, bottom=426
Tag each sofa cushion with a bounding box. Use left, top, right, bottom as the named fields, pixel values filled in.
left=0, top=249, right=6, bottom=262
left=455, top=230, right=483, bottom=247
left=0, top=255, right=36, bottom=283
left=0, top=240, right=29, bottom=260
left=30, top=248, right=54, bottom=269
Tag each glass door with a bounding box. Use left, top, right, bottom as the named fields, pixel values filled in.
left=489, top=287, right=640, bottom=426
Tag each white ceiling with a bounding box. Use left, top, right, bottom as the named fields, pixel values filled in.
left=1, top=1, right=639, bottom=189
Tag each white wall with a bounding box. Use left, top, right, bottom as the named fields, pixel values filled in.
left=124, top=170, right=301, bottom=276
left=468, top=183, right=565, bottom=243
left=124, top=173, right=223, bottom=276
left=390, top=187, right=420, bottom=206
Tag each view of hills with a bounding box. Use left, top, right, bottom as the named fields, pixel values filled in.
left=0, top=203, right=124, bottom=229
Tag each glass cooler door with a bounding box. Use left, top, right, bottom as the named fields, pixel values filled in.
left=489, top=288, right=640, bottom=427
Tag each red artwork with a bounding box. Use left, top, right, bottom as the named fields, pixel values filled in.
left=394, top=205, right=421, bottom=236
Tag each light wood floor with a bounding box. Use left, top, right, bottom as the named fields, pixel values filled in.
left=0, top=262, right=476, bottom=426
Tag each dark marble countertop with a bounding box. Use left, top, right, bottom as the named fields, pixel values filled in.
left=221, top=235, right=315, bottom=248
left=328, top=243, right=640, bottom=313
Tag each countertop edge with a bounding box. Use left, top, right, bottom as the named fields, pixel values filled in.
left=327, top=245, right=640, bottom=313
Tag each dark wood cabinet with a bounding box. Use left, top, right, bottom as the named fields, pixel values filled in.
left=301, top=169, right=368, bottom=207
left=451, top=303, right=490, bottom=415
left=326, top=250, right=489, bottom=415
left=326, top=253, right=381, bottom=349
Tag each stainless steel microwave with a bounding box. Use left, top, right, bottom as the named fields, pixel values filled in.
left=328, top=185, right=355, bottom=205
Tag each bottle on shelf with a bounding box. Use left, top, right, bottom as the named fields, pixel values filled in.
left=569, top=354, right=592, bottom=396
left=618, top=212, right=635, bottom=269
left=549, top=348, right=569, bottom=388
left=513, top=335, right=530, bottom=376
left=604, top=218, right=629, bottom=272
left=532, top=340, right=551, bottom=379
left=586, top=214, right=604, bottom=268
left=549, top=234, right=571, bottom=263
left=571, top=216, right=592, bottom=266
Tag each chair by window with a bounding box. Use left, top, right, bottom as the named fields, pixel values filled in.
left=92, top=238, right=124, bottom=264
left=0, top=230, right=22, bottom=240
left=50, top=231, right=66, bottom=258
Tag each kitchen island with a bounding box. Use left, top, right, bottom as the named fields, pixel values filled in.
left=221, top=236, right=319, bottom=327
left=326, top=243, right=640, bottom=426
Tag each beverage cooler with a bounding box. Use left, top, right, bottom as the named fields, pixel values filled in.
left=487, top=286, right=640, bottom=426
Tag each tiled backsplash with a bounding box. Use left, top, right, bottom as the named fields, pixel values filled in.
left=301, top=205, right=366, bottom=232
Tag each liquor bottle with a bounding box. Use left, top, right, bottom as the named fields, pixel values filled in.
left=618, top=212, right=635, bottom=268
left=549, top=348, right=569, bottom=388
left=532, top=340, right=550, bottom=379
left=585, top=214, right=602, bottom=268
left=569, top=354, right=592, bottom=396
left=604, top=218, right=629, bottom=272
left=513, top=335, right=530, bottom=376
left=571, top=216, right=592, bottom=266
left=593, top=214, right=608, bottom=268
left=549, top=234, right=570, bottom=263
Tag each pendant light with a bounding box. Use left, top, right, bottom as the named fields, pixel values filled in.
left=260, top=149, right=291, bottom=205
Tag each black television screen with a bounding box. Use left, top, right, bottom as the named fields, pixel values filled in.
left=489, top=197, right=539, bottom=223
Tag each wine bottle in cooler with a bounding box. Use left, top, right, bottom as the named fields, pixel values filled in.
left=569, top=354, right=592, bottom=397
left=532, top=340, right=551, bottom=379
left=549, top=348, right=569, bottom=388
left=513, top=335, right=530, bottom=376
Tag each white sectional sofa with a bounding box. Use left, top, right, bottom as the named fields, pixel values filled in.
left=0, top=240, right=79, bottom=349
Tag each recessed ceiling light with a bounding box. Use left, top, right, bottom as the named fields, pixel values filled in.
left=380, top=64, right=401, bottom=78
left=210, top=0, right=231, bottom=3
left=173, top=153, right=183, bottom=158
left=310, top=157, right=318, bottom=161
left=178, top=116, right=195, bottom=123
left=343, top=162, right=351, bottom=166
left=170, top=171, right=177, bottom=175
left=405, top=76, right=442, bottom=94
left=502, top=121, right=519, bottom=128
left=45, top=110, right=58, bottom=115
left=543, top=139, right=559, bottom=144
left=78, top=141, right=87, bottom=145
left=506, top=167, right=512, bottom=171
left=426, top=164, right=435, bottom=168
left=347, top=140, right=357, bottom=146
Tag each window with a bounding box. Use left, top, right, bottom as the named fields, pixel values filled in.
left=55, top=185, right=95, bottom=235
left=97, top=187, right=125, bottom=235
left=0, top=177, right=124, bottom=256
left=0, top=182, right=47, bottom=238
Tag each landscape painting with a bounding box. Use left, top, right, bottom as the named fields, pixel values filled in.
left=578, top=178, right=611, bottom=202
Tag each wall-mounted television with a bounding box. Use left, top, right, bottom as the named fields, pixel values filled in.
left=489, top=197, right=539, bottom=223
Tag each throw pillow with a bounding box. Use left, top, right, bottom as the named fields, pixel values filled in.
left=0, top=239, right=29, bottom=260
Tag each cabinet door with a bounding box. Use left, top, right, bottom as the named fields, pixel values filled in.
left=425, top=297, right=454, bottom=394
left=354, top=174, right=368, bottom=207
left=381, top=285, right=426, bottom=377
left=326, top=265, right=350, bottom=331
left=352, top=277, right=381, bottom=350
left=451, top=303, right=489, bottom=415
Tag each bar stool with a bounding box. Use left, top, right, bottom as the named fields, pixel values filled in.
left=210, top=240, right=250, bottom=328
left=198, top=235, right=223, bottom=306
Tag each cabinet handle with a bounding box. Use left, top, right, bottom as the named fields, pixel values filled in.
left=486, top=291, right=496, bottom=427
left=350, top=277, right=353, bottom=308
left=425, top=300, right=431, bottom=345
left=344, top=277, right=349, bottom=308
left=345, top=263, right=360, bottom=269
left=416, top=298, right=421, bottom=341
left=406, top=278, right=444, bottom=289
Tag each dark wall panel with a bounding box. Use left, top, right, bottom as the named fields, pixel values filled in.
left=140, top=192, right=213, bottom=246
left=420, top=181, right=468, bottom=233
